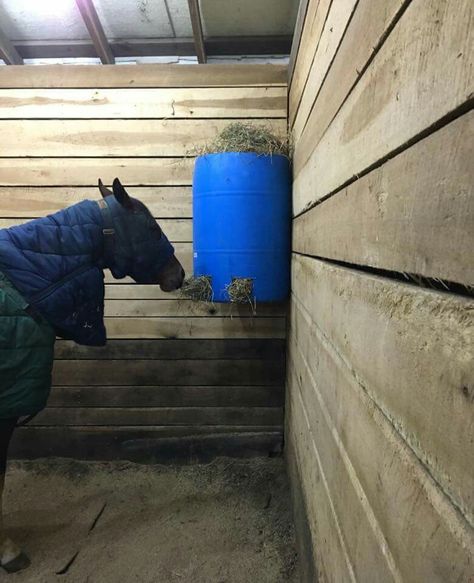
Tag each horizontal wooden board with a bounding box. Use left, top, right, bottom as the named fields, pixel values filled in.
left=33, top=406, right=283, bottom=427
left=0, top=186, right=192, bottom=218
left=48, top=385, right=284, bottom=408
left=0, top=158, right=194, bottom=186
left=54, top=338, right=286, bottom=360
left=288, top=0, right=332, bottom=127
left=288, top=298, right=474, bottom=581
left=103, top=299, right=286, bottom=318
left=293, top=0, right=474, bottom=215
left=0, top=217, right=192, bottom=242
left=0, top=64, right=288, bottom=88
left=10, top=427, right=283, bottom=461
left=52, top=358, right=284, bottom=386
left=0, top=118, right=286, bottom=157
left=102, top=316, right=286, bottom=339
left=293, top=112, right=474, bottom=286
left=291, top=0, right=358, bottom=137
left=294, top=0, right=407, bottom=175
left=0, top=87, right=287, bottom=119
left=292, top=254, right=474, bottom=524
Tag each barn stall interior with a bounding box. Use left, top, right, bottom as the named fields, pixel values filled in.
left=0, top=0, right=472, bottom=581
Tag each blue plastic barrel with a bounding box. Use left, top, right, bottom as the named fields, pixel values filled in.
left=193, top=152, right=291, bottom=302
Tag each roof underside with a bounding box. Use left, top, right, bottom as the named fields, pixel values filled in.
left=0, top=0, right=298, bottom=65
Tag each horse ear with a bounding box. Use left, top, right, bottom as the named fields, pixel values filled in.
left=98, top=178, right=113, bottom=198
left=112, top=178, right=133, bottom=209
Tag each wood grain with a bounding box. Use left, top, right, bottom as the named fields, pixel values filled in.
left=0, top=186, right=192, bottom=218
left=292, top=253, right=474, bottom=524
left=288, top=0, right=332, bottom=127
left=0, top=157, right=194, bottom=186
left=0, top=64, right=288, bottom=88
left=103, top=316, right=286, bottom=339
left=293, top=0, right=474, bottom=215
left=52, top=358, right=284, bottom=386
left=10, top=427, right=283, bottom=461
left=293, top=112, right=474, bottom=286
left=33, top=406, right=283, bottom=426
left=293, top=0, right=408, bottom=176
left=48, top=385, right=284, bottom=408
left=0, top=118, right=286, bottom=157
left=288, top=297, right=474, bottom=581
left=291, top=0, right=359, bottom=139
left=0, top=87, right=286, bottom=119
left=54, top=338, right=286, bottom=360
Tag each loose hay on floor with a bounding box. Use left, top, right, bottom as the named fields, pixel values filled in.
left=5, top=458, right=299, bottom=583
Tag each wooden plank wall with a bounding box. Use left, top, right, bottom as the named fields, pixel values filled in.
left=0, top=64, right=290, bottom=460
left=287, top=0, right=474, bottom=581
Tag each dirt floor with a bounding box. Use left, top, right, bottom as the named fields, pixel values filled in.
left=3, top=458, right=300, bottom=582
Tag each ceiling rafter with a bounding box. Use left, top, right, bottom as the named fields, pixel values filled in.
left=75, top=0, right=115, bottom=64
left=0, top=24, right=23, bottom=65
left=12, top=36, right=292, bottom=60
left=187, top=0, right=206, bottom=64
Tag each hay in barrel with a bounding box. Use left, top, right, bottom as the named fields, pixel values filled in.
left=191, top=122, right=291, bottom=158
left=180, top=275, right=213, bottom=302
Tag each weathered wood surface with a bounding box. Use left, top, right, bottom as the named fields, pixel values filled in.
left=0, top=64, right=288, bottom=88
left=10, top=427, right=283, bottom=461
left=103, top=316, right=286, bottom=339
left=48, top=385, right=284, bottom=408
left=0, top=87, right=286, bottom=119
left=292, top=254, right=474, bottom=525
left=288, top=0, right=332, bottom=127
left=285, top=388, right=356, bottom=583
left=54, top=338, right=286, bottom=360
left=103, top=299, right=286, bottom=317
left=293, top=113, right=474, bottom=286
left=291, top=0, right=358, bottom=139
left=289, top=296, right=474, bottom=581
left=293, top=0, right=408, bottom=174
left=0, top=158, right=193, bottom=186
left=0, top=119, right=286, bottom=157
left=53, top=358, right=284, bottom=386
left=284, top=433, right=319, bottom=583
left=293, top=0, right=474, bottom=215
left=0, top=186, right=192, bottom=218
left=33, top=406, right=283, bottom=427
left=287, top=0, right=310, bottom=85
left=104, top=284, right=181, bottom=299
left=0, top=218, right=192, bottom=242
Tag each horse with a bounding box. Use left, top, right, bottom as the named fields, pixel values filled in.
left=0, top=178, right=185, bottom=573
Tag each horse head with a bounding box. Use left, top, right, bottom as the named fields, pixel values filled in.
left=98, top=178, right=185, bottom=292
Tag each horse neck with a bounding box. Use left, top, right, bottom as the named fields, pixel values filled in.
left=0, top=200, right=106, bottom=295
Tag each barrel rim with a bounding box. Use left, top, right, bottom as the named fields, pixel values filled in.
left=195, top=152, right=290, bottom=163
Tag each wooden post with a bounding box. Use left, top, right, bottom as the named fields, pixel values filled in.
left=75, top=0, right=115, bottom=64
left=0, top=27, right=23, bottom=65
left=187, top=0, right=206, bottom=64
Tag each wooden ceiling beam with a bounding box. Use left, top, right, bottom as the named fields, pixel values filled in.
left=0, top=26, right=23, bottom=65
left=75, top=0, right=114, bottom=64
left=12, top=36, right=292, bottom=60
left=187, top=0, right=206, bottom=64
